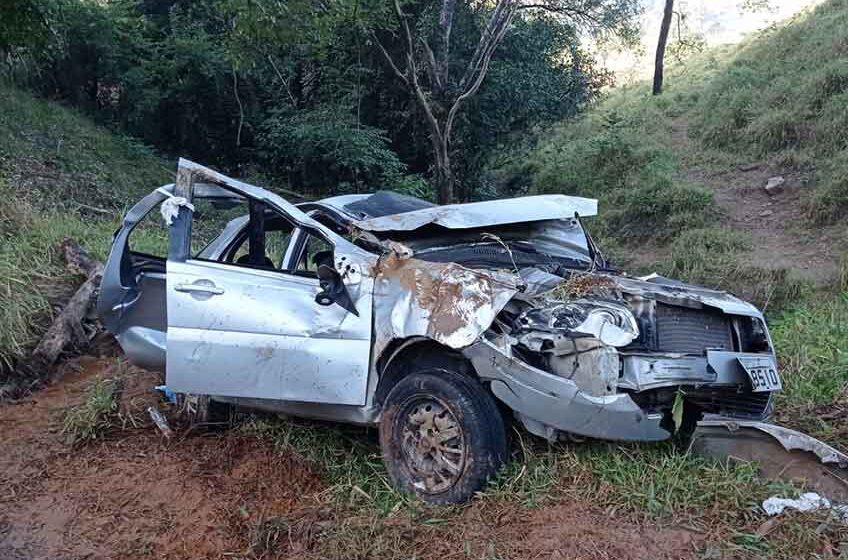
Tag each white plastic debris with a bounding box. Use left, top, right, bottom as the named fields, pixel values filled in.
left=147, top=406, right=173, bottom=438
left=156, top=187, right=194, bottom=226
left=762, top=492, right=848, bottom=521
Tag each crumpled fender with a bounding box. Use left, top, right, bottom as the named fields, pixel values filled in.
left=371, top=252, right=520, bottom=349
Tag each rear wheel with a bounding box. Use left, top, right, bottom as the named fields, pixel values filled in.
left=379, top=369, right=508, bottom=504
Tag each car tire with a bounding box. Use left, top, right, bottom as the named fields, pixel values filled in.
left=379, top=369, right=508, bottom=505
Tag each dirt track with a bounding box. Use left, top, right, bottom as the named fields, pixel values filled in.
left=0, top=356, right=703, bottom=560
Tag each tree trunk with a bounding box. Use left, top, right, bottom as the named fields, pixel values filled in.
left=30, top=239, right=104, bottom=369
left=432, top=133, right=454, bottom=204
left=653, top=0, right=674, bottom=95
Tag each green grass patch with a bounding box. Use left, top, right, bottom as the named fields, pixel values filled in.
left=241, top=416, right=416, bottom=516
left=772, top=294, right=848, bottom=408
left=62, top=377, right=121, bottom=445
left=0, top=85, right=170, bottom=211
left=689, top=1, right=848, bottom=223
left=508, top=91, right=717, bottom=244
left=659, top=227, right=811, bottom=311
left=0, top=178, right=120, bottom=375
left=770, top=293, right=848, bottom=451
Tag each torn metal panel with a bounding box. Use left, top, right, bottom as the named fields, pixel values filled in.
left=372, top=253, right=520, bottom=350
left=353, top=195, right=598, bottom=233
left=691, top=419, right=848, bottom=501
left=696, top=419, right=848, bottom=466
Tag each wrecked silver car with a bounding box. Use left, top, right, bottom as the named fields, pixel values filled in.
left=98, top=159, right=781, bottom=503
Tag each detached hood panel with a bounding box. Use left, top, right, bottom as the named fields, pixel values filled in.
left=353, top=195, right=598, bottom=233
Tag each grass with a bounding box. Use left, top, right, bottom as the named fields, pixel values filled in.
left=240, top=412, right=847, bottom=559
left=242, top=416, right=416, bottom=516
left=658, top=227, right=811, bottom=312
left=0, top=84, right=170, bottom=382
left=770, top=293, right=848, bottom=450
left=689, top=1, right=848, bottom=223
left=62, top=377, right=121, bottom=445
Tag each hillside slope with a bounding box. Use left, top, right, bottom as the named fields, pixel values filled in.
left=503, top=0, right=848, bottom=289
left=0, top=86, right=170, bottom=383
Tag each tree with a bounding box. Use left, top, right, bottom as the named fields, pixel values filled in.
left=374, top=0, right=640, bottom=204
left=652, top=0, right=673, bottom=95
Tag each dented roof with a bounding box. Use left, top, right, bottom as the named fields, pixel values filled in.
left=351, top=194, right=598, bottom=232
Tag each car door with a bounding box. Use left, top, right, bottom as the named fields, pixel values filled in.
left=97, top=186, right=174, bottom=371
left=164, top=160, right=376, bottom=406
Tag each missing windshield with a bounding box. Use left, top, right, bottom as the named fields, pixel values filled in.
left=402, top=219, right=594, bottom=269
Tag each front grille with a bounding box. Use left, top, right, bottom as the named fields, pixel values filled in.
left=655, top=304, right=733, bottom=354
left=686, top=387, right=772, bottom=419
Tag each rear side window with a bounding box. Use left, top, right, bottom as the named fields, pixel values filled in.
left=190, top=197, right=250, bottom=258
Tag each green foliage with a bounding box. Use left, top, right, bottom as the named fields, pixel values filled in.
left=662, top=227, right=810, bottom=311
left=62, top=377, right=120, bottom=445
left=771, top=294, right=848, bottom=407
left=0, top=0, right=53, bottom=52
left=1, top=0, right=629, bottom=197
left=510, top=93, right=714, bottom=241
left=259, top=107, right=407, bottom=194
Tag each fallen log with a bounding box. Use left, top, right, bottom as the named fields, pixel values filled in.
left=30, top=238, right=104, bottom=369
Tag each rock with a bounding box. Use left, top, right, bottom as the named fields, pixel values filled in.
left=764, top=176, right=785, bottom=195
left=759, top=209, right=774, bottom=217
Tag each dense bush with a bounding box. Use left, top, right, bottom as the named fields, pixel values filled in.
left=1, top=0, right=609, bottom=198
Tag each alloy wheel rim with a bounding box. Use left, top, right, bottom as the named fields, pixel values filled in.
left=399, top=396, right=466, bottom=494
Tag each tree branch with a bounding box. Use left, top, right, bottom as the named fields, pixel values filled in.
left=266, top=54, right=298, bottom=107
left=421, top=38, right=442, bottom=92
left=437, top=0, right=457, bottom=85
left=446, top=3, right=516, bottom=139
left=231, top=66, right=244, bottom=147
left=372, top=32, right=409, bottom=85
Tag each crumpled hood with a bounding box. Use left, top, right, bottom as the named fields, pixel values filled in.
left=518, top=267, right=763, bottom=319
left=615, top=274, right=763, bottom=318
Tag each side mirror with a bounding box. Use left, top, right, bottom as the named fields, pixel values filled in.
left=315, top=264, right=359, bottom=316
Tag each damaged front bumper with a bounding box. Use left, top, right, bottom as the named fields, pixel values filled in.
left=464, top=338, right=670, bottom=441
left=464, top=338, right=778, bottom=442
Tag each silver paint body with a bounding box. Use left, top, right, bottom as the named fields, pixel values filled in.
left=98, top=159, right=779, bottom=439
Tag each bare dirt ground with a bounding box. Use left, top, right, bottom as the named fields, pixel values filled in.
left=671, top=117, right=845, bottom=287
left=0, top=355, right=702, bottom=560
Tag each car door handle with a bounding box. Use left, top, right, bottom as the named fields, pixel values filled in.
left=175, top=282, right=225, bottom=295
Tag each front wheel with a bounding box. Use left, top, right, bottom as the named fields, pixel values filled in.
left=379, top=369, right=508, bottom=504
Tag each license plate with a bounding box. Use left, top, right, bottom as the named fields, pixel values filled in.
left=738, top=357, right=781, bottom=392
